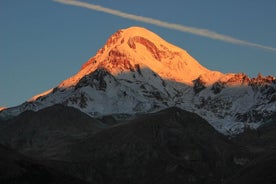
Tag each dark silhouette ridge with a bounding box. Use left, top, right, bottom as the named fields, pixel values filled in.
left=0, top=104, right=105, bottom=159
left=0, top=144, right=88, bottom=184
left=0, top=104, right=275, bottom=183
left=57, top=107, right=248, bottom=184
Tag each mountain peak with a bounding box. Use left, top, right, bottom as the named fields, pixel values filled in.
left=58, top=26, right=216, bottom=89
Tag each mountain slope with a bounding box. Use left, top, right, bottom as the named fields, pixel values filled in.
left=226, top=151, right=276, bottom=184
left=0, top=106, right=253, bottom=183
left=0, top=26, right=275, bottom=135
left=0, top=144, right=88, bottom=184
left=0, top=104, right=104, bottom=159
left=57, top=107, right=249, bottom=184
left=1, top=104, right=275, bottom=184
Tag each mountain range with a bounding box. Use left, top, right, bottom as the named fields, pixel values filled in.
left=1, top=26, right=275, bottom=135
left=0, top=27, right=276, bottom=183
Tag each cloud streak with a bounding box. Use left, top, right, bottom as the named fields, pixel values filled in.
left=53, top=0, right=276, bottom=52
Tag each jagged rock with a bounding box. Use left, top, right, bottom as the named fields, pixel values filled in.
left=226, top=73, right=250, bottom=86
left=211, top=81, right=225, bottom=94
left=193, top=77, right=206, bottom=94
left=75, top=69, right=114, bottom=91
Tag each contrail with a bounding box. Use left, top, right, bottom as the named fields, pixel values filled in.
left=53, top=0, right=276, bottom=52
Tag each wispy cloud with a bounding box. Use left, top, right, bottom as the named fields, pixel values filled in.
left=53, top=0, right=276, bottom=52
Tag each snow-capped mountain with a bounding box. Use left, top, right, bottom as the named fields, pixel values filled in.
left=1, top=27, right=275, bottom=135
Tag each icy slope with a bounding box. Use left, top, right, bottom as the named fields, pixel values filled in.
left=37, top=26, right=220, bottom=92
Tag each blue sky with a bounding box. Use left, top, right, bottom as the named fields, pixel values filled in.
left=1, top=0, right=276, bottom=107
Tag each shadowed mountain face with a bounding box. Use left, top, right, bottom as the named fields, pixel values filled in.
left=232, top=112, right=276, bottom=154
left=1, top=105, right=275, bottom=183
left=226, top=116, right=276, bottom=184
left=55, top=107, right=249, bottom=184
left=0, top=144, right=88, bottom=184
left=0, top=104, right=105, bottom=159
left=226, top=151, right=276, bottom=184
